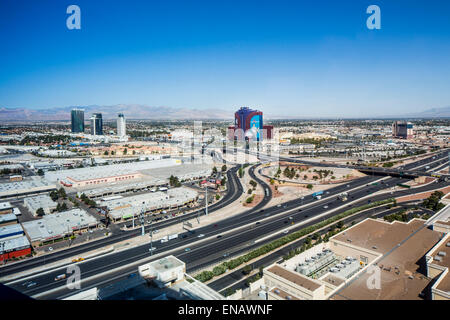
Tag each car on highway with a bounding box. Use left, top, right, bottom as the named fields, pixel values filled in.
left=283, top=230, right=289, bottom=234
left=72, top=257, right=84, bottom=263
left=214, top=224, right=218, bottom=227
left=22, top=280, right=34, bottom=287
left=197, top=234, right=205, bottom=238
left=216, top=235, right=222, bottom=239
left=323, top=205, right=328, bottom=209
left=27, top=282, right=37, bottom=288
left=128, top=273, right=137, bottom=278
left=277, top=204, right=281, bottom=207
left=48, top=247, right=53, bottom=252
left=223, top=253, right=229, bottom=257
left=255, top=221, right=260, bottom=225
left=54, top=274, right=66, bottom=281
left=288, top=216, right=293, bottom=220
left=184, top=248, right=191, bottom=252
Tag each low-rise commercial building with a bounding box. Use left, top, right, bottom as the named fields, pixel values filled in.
left=24, top=194, right=58, bottom=216
left=0, top=235, right=31, bottom=262
left=0, top=202, right=13, bottom=214
left=0, top=213, right=18, bottom=226
left=22, top=209, right=98, bottom=246
left=102, top=187, right=198, bottom=221
left=0, top=224, right=24, bottom=240
left=0, top=178, right=57, bottom=199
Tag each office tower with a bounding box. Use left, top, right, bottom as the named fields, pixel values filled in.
left=90, top=113, right=103, bottom=135
left=392, top=121, right=413, bottom=139
left=227, top=107, right=273, bottom=141
left=117, top=113, right=126, bottom=137
left=71, top=109, right=85, bottom=133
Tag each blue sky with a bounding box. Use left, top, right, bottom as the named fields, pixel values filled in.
left=0, top=0, right=450, bottom=117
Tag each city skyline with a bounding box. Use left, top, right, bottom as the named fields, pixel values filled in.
left=0, top=0, right=450, bottom=118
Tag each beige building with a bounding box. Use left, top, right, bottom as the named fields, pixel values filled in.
left=262, top=214, right=449, bottom=300
left=264, top=265, right=326, bottom=300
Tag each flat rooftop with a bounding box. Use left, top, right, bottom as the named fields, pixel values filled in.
left=0, top=235, right=30, bottom=252
left=0, top=213, right=17, bottom=224
left=321, top=274, right=345, bottom=287
left=429, top=237, right=450, bottom=293
left=332, top=218, right=428, bottom=255
left=44, top=159, right=180, bottom=183
left=0, top=202, right=13, bottom=210
left=331, top=219, right=443, bottom=300
left=149, top=256, right=185, bottom=273
left=22, top=209, right=97, bottom=242
left=0, top=224, right=24, bottom=238
left=267, top=265, right=321, bottom=292
left=0, top=178, right=55, bottom=194
left=24, top=194, right=57, bottom=211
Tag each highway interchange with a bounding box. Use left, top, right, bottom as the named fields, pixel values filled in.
left=0, top=149, right=449, bottom=299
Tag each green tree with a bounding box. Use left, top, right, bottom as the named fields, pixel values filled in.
left=221, top=165, right=227, bottom=172
left=36, top=208, right=45, bottom=217
left=58, top=187, right=66, bottom=199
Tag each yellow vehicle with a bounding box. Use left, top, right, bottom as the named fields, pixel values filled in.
left=72, top=257, right=85, bottom=263
left=432, top=174, right=441, bottom=178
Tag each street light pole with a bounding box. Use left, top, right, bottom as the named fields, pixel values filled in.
left=205, top=185, right=208, bottom=216
left=149, top=217, right=153, bottom=256
left=140, top=205, right=145, bottom=237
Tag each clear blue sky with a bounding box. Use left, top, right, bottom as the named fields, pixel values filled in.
left=0, top=0, right=450, bottom=117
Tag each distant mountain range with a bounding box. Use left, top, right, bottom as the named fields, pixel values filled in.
left=0, top=104, right=232, bottom=121
left=400, top=106, right=450, bottom=118
left=0, top=104, right=449, bottom=121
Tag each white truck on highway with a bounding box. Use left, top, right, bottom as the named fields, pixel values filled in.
left=168, top=233, right=178, bottom=240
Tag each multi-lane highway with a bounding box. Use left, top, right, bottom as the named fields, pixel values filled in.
left=1, top=150, right=448, bottom=299
left=0, top=165, right=244, bottom=277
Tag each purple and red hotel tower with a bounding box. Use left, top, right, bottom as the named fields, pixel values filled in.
left=227, top=107, right=273, bottom=142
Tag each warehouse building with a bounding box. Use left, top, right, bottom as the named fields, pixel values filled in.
left=0, top=178, right=57, bottom=199
left=80, top=179, right=166, bottom=199
left=44, top=158, right=182, bottom=188
left=102, top=187, right=198, bottom=221
left=24, top=194, right=58, bottom=216
left=0, top=235, right=31, bottom=262
left=22, top=209, right=98, bottom=246
left=0, top=164, right=24, bottom=172
left=0, top=224, right=24, bottom=240
left=0, top=213, right=18, bottom=226
left=0, top=202, right=13, bottom=214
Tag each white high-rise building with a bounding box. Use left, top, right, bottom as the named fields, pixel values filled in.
left=117, top=113, right=126, bottom=137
